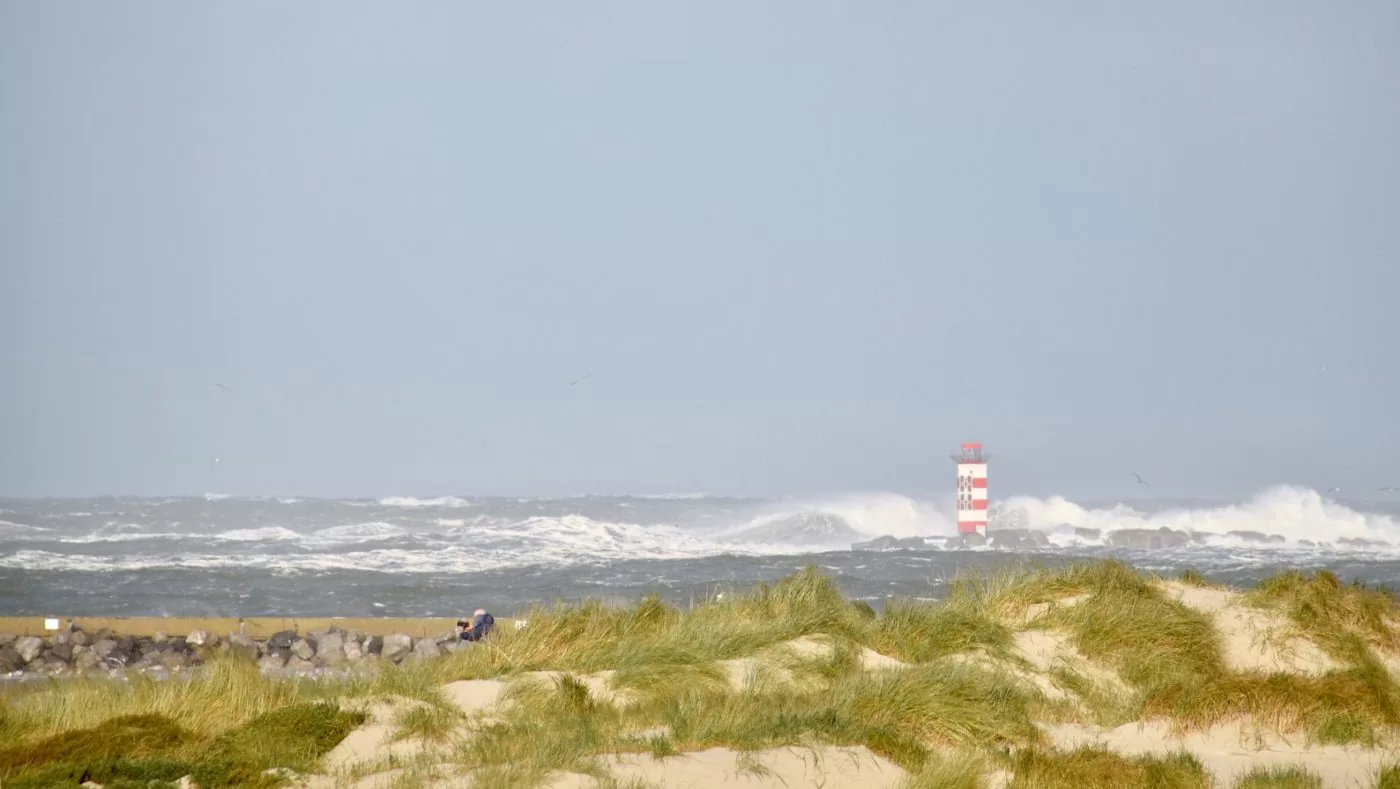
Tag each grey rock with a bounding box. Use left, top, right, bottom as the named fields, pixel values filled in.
left=70, top=630, right=90, bottom=647
left=161, top=652, right=189, bottom=670
left=258, top=654, right=287, bottom=672
left=343, top=639, right=364, bottom=661
left=381, top=634, right=413, bottom=663
left=365, top=636, right=384, bottom=656
left=267, top=630, right=298, bottom=650
left=186, top=630, right=217, bottom=648
left=143, top=665, right=171, bottom=681
left=48, top=642, right=74, bottom=663
left=152, top=632, right=168, bottom=644
left=1073, top=527, right=1101, bottom=541
left=851, top=534, right=928, bottom=552
left=14, top=636, right=44, bottom=663
left=1226, top=530, right=1286, bottom=544
left=315, top=632, right=345, bottom=665
left=92, top=639, right=119, bottom=659
left=1105, top=527, right=1191, bottom=550
left=53, top=631, right=72, bottom=646
left=409, top=638, right=441, bottom=662
left=226, top=634, right=260, bottom=661
left=74, top=646, right=101, bottom=672
left=0, top=633, right=16, bottom=647
left=289, top=638, right=316, bottom=661
left=947, top=532, right=988, bottom=549
left=1339, top=537, right=1390, bottom=548
left=0, top=646, right=24, bottom=673
left=286, top=657, right=315, bottom=671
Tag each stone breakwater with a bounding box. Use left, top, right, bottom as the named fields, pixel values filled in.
left=0, top=625, right=470, bottom=681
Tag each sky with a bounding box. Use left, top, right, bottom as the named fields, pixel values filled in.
left=1, top=2, right=1397, bottom=501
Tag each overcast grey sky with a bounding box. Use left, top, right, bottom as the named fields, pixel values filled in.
left=2, top=2, right=1397, bottom=500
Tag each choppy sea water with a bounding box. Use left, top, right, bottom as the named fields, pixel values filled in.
left=2, top=487, right=1400, bottom=617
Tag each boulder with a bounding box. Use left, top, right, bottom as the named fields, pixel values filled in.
left=267, top=630, right=298, bottom=651
left=0, top=646, right=24, bottom=673
left=315, top=632, right=345, bottom=666
left=365, top=636, right=385, bottom=656
left=74, top=646, right=101, bottom=673
left=851, top=534, right=928, bottom=552
left=380, top=634, right=413, bottom=663
left=1074, top=527, right=1102, bottom=541
left=947, top=532, right=988, bottom=549
left=286, top=657, right=315, bottom=672
left=48, top=642, right=74, bottom=663
left=186, top=630, right=217, bottom=649
left=53, top=631, right=71, bottom=646
left=14, top=636, right=44, bottom=664
left=258, top=654, right=287, bottom=672
left=343, top=639, right=364, bottom=661
left=1105, top=527, right=1191, bottom=550
left=0, top=633, right=16, bottom=647
left=289, top=638, right=316, bottom=662
left=161, top=652, right=190, bottom=670
left=92, top=639, right=119, bottom=659
left=410, top=638, right=441, bottom=662
left=226, top=634, right=260, bottom=661
left=70, top=630, right=90, bottom=647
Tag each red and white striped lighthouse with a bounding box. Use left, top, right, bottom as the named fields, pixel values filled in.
left=953, top=443, right=988, bottom=535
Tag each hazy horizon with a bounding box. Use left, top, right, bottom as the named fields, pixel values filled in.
left=3, top=3, right=1397, bottom=501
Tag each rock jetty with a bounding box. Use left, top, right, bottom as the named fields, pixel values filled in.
left=0, top=625, right=467, bottom=680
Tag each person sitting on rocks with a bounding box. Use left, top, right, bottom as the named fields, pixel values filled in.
left=459, top=608, right=495, bottom=642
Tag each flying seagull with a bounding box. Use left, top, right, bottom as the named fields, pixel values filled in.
left=214, top=383, right=233, bottom=393
left=1134, top=473, right=1150, bottom=487
left=570, top=374, right=591, bottom=387
left=1379, top=486, right=1398, bottom=493
left=1327, top=486, right=1343, bottom=493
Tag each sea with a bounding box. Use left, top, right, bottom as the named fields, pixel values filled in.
left=3, top=486, right=1400, bottom=618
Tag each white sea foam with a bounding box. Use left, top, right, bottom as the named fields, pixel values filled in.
left=377, top=496, right=471, bottom=508
left=212, top=526, right=302, bottom=542
left=1001, top=485, right=1400, bottom=544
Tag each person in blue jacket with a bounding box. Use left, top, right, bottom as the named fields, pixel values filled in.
left=459, top=608, right=495, bottom=642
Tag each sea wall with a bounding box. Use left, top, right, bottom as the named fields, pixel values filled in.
left=0, top=617, right=517, bottom=680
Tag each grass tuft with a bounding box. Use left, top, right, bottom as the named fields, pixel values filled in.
left=1232, top=764, right=1324, bottom=789
left=1007, top=747, right=1209, bottom=789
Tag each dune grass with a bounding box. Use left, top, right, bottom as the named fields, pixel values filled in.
left=1232, top=764, right=1324, bottom=789
left=4, top=560, right=1400, bottom=788
left=1006, top=747, right=1209, bottom=789
left=1249, top=570, right=1400, bottom=665
left=0, top=702, right=364, bottom=788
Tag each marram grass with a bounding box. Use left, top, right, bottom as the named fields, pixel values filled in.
left=4, top=560, right=1400, bottom=789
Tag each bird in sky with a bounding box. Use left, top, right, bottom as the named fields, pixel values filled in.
left=1327, top=486, right=1343, bottom=493
left=570, top=374, right=591, bottom=387
left=1134, top=473, right=1150, bottom=487
left=1380, top=486, right=1398, bottom=493
left=214, top=383, right=233, bottom=393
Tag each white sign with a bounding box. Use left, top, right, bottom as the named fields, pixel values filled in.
left=44, top=618, right=61, bottom=631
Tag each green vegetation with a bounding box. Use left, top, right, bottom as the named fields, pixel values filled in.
left=1250, top=569, right=1400, bottom=665
left=0, top=703, right=364, bottom=788
left=3, top=560, right=1400, bottom=788
left=1232, top=764, right=1324, bottom=789
left=1005, top=748, right=1209, bottom=789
